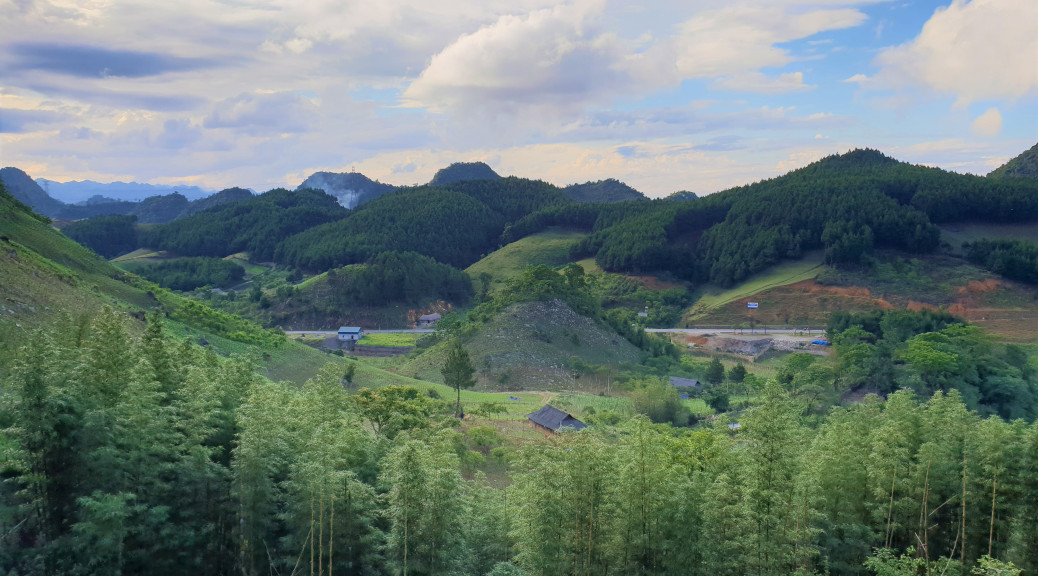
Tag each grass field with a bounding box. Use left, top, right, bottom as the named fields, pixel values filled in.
left=111, top=248, right=168, bottom=263
left=689, top=252, right=825, bottom=314
left=940, top=223, right=1038, bottom=250
left=358, top=332, right=419, bottom=347
left=223, top=253, right=271, bottom=276
left=466, top=228, right=587, bottom=290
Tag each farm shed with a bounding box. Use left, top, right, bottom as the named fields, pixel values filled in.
left=337, top=326, right=363, bottom=341
left=417, top=313, right=441, bottom=328
left=669, top=376, right=700, bottom=389
left=526, top=405, right=587, bottom=434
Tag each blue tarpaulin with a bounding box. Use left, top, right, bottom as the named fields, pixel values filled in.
left=811, top=339, right=830, bottom=346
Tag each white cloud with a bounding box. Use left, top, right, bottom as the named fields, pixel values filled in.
left=971, top=107, right=1003, bottom=137
left=869, top=0, right=1038, bottom=106
left=204, top=91, right=319, bottom=135
left=712, top=71, right=814, bottom=94
left=626, top=5, right=866, bottom=87
left=402, top=1, right=624, bottom=116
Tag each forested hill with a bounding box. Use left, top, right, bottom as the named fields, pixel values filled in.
left=564, top=178, right=646, bottom=203
left=296, top=171, right=396, bottom=209
left=140, top=187, right=348, bottom=261
left=988, top=142, right=1038, bottom=179
left=1, top=167, right=71, bottom=217
left=276, top=177, right=571, bottom=271
left=429, top=161, right=501, bottom=185
left=0, top=167, right=252, bottom=223
left=507, top=148, right=1038, bottom=286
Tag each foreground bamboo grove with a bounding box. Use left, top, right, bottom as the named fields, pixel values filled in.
left=1, top=310, right=1036, bottom=575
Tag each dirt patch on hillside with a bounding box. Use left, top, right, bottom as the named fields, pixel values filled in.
left=689, top=333, right=832, bottom=360
left=957, top=278, right=1002, bottom=295
left=679, top=335, right=709, bottom=347
left=793, top=280, right=872, bottom=298
left=906, top=301, right=939, bottom=312
left=690, top=279, right=888, bottom=327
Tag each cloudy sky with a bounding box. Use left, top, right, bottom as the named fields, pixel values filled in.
left=1, top=0, right=1036, bottom=197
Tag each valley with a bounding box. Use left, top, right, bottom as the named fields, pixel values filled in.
left=2, top=144, right=1038, bottom=575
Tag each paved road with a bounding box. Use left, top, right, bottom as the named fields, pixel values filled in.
left=286, top=329, right=435, bottom=336
left=646, top=327, right=825, bottom=336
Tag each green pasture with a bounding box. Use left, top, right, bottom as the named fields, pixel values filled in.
left=689, top=252, right=825, bottom=312
left=466, top=228, right=587, bottom=290
left=358, top=332, right=419, bottom=347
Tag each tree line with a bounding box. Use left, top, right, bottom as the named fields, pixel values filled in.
left=964, top=238, right=1038, bottom=285
left=122, top=257, right=245, bottom=291
left=140, top=188, right=348, bottom=261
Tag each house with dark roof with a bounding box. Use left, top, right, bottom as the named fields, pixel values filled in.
left=669, top=376, right=700, bottom=390
left=526, top=405, right=587, bottom=434
left=417, top=313, right=441, bottom=328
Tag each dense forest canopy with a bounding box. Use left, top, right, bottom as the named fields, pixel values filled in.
left=140, top=188, right=347, bottom=261
left=507, top=149, right=1038, bottom=286
left=121, top=257, right=246, bottom=291
left=428, top=161, right=501, bottom=186
left=964, top=238, right=1038, bottom=285
left=987, top=142, right=1038, bottom=179
left=39, top=146, right=1038, bottom=299
left=323, top=251, right=474, bottom=306
left=276, top=179, right=571, bottom=271
left=61, top=214, right=140, bottom=258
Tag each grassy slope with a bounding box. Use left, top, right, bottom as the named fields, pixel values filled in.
left=399, top=300, right=643, bottom=391
left=465, top=228, right=587, bottom=291
left=683, top=249, right=1038, bottom=341
left=0, top=198, right=368, bottom=384
left=691, top=252, right=825, bottom=311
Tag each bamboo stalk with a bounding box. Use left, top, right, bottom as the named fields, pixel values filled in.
left=885, top=467, right=897, bottom=549
left=319, top=491, right=324, bottom=576
left=960, top=452, right=966, bottom=565
left=311, top=489, right=315, bottom=576
left=920, top=457, right=931, bottom=565
left=329, top=494, right=334, bottom=576
left=988, top=472, right=998, bottom=557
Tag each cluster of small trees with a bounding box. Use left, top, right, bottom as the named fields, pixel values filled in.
left=828, top=309, right=1037, bottom=419
left=965, top=238, right=1038, bottom=285
left=123, top=257, right=245, bottom=291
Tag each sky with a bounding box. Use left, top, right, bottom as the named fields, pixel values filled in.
left=1, top=0, right=1036, bottom=198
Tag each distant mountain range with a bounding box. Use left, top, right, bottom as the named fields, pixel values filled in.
left=0, top=167, right=252, bottom=223
left=37, top=178, right=216, bottom=203
left=298, top=161, right=645, bottom=210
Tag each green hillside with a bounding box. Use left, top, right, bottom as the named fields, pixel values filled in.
left=429, top=161, right=501, bottom=185
left=0, top=179, right=360, bottom=384
left=398, top=299, right=644, bottom=390
left=564, top=178, right=645, bottom=203
left=465, top=228, right=588, bottom=291
left=989, top=142, right=1038, bottom=179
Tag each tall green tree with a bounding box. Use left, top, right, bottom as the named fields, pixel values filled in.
left=442, top=339, right=477, bottom=418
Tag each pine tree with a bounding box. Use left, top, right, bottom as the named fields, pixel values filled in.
left=442, top=338, right=476, bottom=418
